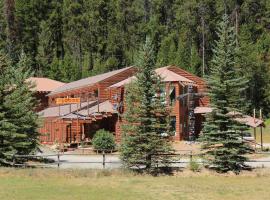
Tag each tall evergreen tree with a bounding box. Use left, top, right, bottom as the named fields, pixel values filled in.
left=120, top=38, right=172, bottom=173
left=200, top=15, right=252, bottom=173
left=0, top=52, right=39, bottom=165
left=0, top=52, right=14, bottom=165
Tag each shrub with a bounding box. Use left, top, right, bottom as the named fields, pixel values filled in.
left=189, top=159, right=201, bottom=172
left=92, top=129, right=116, bottom=151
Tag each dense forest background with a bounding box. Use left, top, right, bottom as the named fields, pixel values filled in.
left=0, top=0, right=270, bottom=115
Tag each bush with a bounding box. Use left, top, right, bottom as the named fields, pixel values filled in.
left=92, top=129, right=116, bottom=151
left=189, top=159, right=201, bottom=172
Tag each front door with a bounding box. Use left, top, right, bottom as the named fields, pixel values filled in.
left=66, top=124, right=72, bottom=143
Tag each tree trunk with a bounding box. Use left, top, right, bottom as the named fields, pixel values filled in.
left=201, top=16, right=205, bottom=77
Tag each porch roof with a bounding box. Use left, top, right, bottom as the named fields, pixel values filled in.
left=60, top=100, right=116, bottom=120
left=38, top=101, right=97, bottom=117
left=194, top=106, right=264, bottom=128
left=78, top=100, right=116, bottom=116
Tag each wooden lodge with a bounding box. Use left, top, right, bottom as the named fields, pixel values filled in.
left=27, top=77, right=65, bottom=112
left=38, top=66, right=209, bottom=144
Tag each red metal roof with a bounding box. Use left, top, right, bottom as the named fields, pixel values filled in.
left=26, top=77, right=65, bottom=92
left=109, top=66, right=194, bottom=88
left=49, top=66, right=134, bottom=96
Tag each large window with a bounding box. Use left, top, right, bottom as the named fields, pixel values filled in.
left=181, top=86, right=188, bottom=107
left=169, top=86, right=176, bottom=106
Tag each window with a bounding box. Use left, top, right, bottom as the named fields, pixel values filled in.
left=94, top=89, right=99, bottom=98
left=169, top=86, right=176, bottom=106
left=181, top=86, right=188, bottom=107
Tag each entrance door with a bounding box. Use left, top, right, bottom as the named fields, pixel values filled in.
left=66, top=124, right=72, bottom=143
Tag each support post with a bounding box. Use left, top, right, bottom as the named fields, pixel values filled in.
left=260, top=109, right=263, bottom=150
left=102, top=151, right=105, bottom=169
left=87, top=96, right=89, bottom=116
left=12, top=154, right=15, bottom=167
left=76, top=103, right=80, bottom=142
left=80, top=94, right=82, bottom=109
left=261, top=126, right=263, bottom=150
left=190, top=151, right=193, bottom=162
left=254, top=109, right=257, bottom=150
left=57, top=152, right=60, bottom=168
left=97, top=88, right=100, bottom=113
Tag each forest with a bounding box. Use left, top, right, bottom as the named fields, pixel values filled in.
left=0, top=0, right=269, bottom=115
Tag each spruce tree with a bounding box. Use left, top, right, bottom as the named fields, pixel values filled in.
left=0, top=52, right=39, bottom=165
left=120, top=37, right=172, bottom=173
left=200, top=15, right=252, bottom=174
left=0, top=52, right=15, bottom=165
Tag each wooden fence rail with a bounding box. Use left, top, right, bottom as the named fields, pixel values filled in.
left=6, top=151, right=270, bottom=169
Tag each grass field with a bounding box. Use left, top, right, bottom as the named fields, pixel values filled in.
left=1, top=168, right=270, bottom=200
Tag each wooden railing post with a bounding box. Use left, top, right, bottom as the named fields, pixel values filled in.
left=57, top=152, right=60, bottom=168
left=102, top=151, right=105, bottom=169
left=12, top=154, right=15, bottom=167
left=190, top=151, right=193, bottom=162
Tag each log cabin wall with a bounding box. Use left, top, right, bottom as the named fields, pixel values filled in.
left=39, top=117, right=67, bottom=144
left=48, top=67, right=136, bottom=106
left=97, top=67, right=136, bottom=101
left=48, top=85, right=100, bottom=107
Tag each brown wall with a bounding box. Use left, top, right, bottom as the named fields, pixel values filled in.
left=48, top=67, right=136, bottom=107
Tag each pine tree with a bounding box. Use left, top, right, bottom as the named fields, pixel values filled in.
left=120, top=37, right=172, bottom=173
left=0, top=52, right=15, bottom=165
left=200, top=15, right=252, bottom=174
left=0, top=52, right=39, bottom=165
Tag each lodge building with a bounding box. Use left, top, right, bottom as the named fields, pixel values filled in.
left=27, top=77, right=65, bottom=112
left=38, top=65, right=209, bottom=144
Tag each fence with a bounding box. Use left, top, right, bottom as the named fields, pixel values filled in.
left=8, top=150, right=270, bottom=169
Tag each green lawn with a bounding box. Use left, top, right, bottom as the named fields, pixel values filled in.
left=1, top=168, right=270, bottom=200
